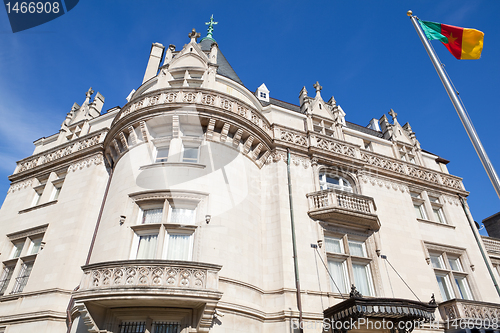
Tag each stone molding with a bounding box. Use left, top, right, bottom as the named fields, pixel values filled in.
left=7, top=223, right=48, bottom=241
left=68, top=154, right=104, bottom=172
left=0, top=310, right=66, bottom=325
left=439, top=299, right=500, bottom=321
left=79, top=260, right=221, bottom=291
left=482, top=236, right=500, bottom=255
left=7, top=178, right=35, bottom=194
left=116, top=88, right=272, bottom=138
left=360, top=175, right=409, bottom=193
left=12, top=130, right=106, bottom=176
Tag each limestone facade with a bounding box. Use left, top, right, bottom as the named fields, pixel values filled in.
left=0, top=28, right=499, bottom=333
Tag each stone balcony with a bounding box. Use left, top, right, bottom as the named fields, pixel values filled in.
left=73, top=260, right=223, bottom=332
left=306, top=189, right=380, bottom=230
left=439, top=299, right=500, bottom=326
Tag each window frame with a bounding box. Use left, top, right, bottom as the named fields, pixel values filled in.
left=324, top=234, right=375, bottom=297
left=319, top=171, right=354, bottom=193
left=427, top=247, right=474, bottom=301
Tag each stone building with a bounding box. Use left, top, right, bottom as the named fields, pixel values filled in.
left=0, top=23, right=499, bottom=333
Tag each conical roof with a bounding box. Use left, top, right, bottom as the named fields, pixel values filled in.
left=199, top=39, right=243, bottom=86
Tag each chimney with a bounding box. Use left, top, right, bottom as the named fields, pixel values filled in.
left=143, top=42, right=165, bottom=84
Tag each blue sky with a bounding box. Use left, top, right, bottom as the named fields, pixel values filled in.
left=0, top=0, right=498, bottom=235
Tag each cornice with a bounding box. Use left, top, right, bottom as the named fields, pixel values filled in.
left=9, top=129, right=107, bottom=183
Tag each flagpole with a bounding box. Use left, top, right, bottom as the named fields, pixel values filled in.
left=408, top=10, right=500, bottom=200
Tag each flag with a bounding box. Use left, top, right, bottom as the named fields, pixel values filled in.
left=418, top=20, right=484, bottom=60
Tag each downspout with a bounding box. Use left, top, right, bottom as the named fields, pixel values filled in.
left=459, top=195, right=500, bottom=297
left=66, top=162, right=115, bottom=332
left=286, top=148, right=304, bottom=331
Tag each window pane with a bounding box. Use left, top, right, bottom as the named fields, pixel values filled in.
left=352, top=263, right=373, bottom=296
left=182, top=147, right=198, bottom=163
left=136, top=234, right=158, bottom=259
left=348, top=241, right=366, bottom=257
left=448, top=258, right=462, bottom=271
left=29, top=238, right=42, bottom=255
left=52, top=187, right=61, bottom=201
left=327, top=259, right=348, bottom=293
left=414, top=204, right=426, bottom=219
left=170, top=208, right=195, bottom=225
left=167, top=234, right=191, bottom=260
left=436, top=275, right=454, bottom=301
left=433, top=208, right=445, bottom=223
left=11, top=242, right=23, bottom=259
left=455, top=276, right=473, bottom=300
left=0, top=266, right=14, bottom=295
left=325, top=237, right=343, bottom=254
left=156, top=148, right=169, bottom=163
left=143, top=208, right=163, bottom=224
left=153, top=322, right=180, bottom=333
left=430, top=255, right=443, bottom=269
left=120, top=321, right=146, bottom=333
left=12, top=262, right=33, bottom=293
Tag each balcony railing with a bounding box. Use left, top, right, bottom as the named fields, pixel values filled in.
left=79, top=260, right=221, bottom=292
left=307, top=189, right=380, bottom=230
left=439, top=299, right=500, bottom=323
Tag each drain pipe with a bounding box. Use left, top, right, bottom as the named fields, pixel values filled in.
left=66, top=163, right=114, bottom=332
left=287, top=148, right=304, bottom=332
left=459, top=195, right=500, bottom=297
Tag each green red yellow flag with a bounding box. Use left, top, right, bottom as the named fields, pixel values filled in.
left=418, top=20, right=484, bottom=60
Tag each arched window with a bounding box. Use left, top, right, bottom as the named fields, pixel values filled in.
left=319, top=172, right=353, bottom=192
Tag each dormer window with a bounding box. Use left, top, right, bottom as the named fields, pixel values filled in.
left=260, top=92, right=267, bottom=99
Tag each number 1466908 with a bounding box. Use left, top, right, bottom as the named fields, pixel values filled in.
left=5, top=2, right=60, bottom=14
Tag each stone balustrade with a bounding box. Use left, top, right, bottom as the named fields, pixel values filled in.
left=79, top=260, right=221, bottom=292
left=439, top=299, right=500, bottom=323
left=307, top=189, right=380, bottom=230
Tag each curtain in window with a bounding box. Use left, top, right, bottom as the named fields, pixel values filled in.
left=167, top=234, right=191, bottom=260
left=136, top=235, right=158, bottom=259
left=327, top=260, right=348, bottom=293
left=143, top=209, right=163, bottom=224
left=436, top=275, right=453, bottom=300
left=348, top=242, right=365, bottom=257
left=170, top=208, right=195, bottom=225
left=325, top=238, right=342, bottom=253
left=352, top=263, right=372, bottom=296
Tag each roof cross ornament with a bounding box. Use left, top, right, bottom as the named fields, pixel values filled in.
left=205, top=14, right=218, bottom=40
left=85, top=87, right=94, bottom=103
left=188, top=28, right=201, bottom=43
left=313, top=81, right=322, bottom=93
left=389, top=108, right=398, bottom=123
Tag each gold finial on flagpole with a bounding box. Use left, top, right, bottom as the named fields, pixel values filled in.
left=407, top=10, right=413, bottom=16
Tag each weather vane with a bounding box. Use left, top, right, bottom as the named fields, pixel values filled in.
left=205, top=14, right=218, bottom=40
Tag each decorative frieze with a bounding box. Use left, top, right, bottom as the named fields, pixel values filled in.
left=68, top=154, right=104, bottom=172
left=316, top=137, right=356, bottom=157
left=118, top=89, right=273, bottom=138
left=440, top=299, right=500, bottom=322
left=79, top=260, right=221, bottom=292
left=482, top=236, right=500, bottom=255
left=15, top=131, right=105, bottom=175
left=7, top=178, right=35, bottom=194
left=278, top=128, right=308, bottom=147
left=360, top=175, right=409, bottom=193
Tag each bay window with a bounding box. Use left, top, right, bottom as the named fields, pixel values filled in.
left=130, top=192, right=205, bottom=262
